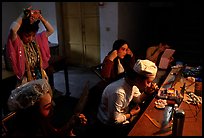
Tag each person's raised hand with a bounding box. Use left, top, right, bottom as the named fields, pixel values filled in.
left=78, top=113, right=87, bottom=126
left=145, top=82, right=159, bottom=95
left=127, top=48, right=133, bottom=57
left=29, top=9, right=41, bottom=24
left=108, top=50, right=118, bottom=61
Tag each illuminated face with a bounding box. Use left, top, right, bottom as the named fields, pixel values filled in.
left=137, top=77, right=155, bottom=92
left=117, top=44, right=128, bottom=59
left=144, top=77, right=155, bottom=88
left=21, top=32, right=36, bottom=44
left=39, top=92, right=52, bottom=117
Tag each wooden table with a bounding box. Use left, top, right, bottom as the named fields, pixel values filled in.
left=128, top=67, right=202, bottom=136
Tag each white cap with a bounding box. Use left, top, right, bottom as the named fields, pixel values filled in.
left=133, top=59, right=157, bottom=78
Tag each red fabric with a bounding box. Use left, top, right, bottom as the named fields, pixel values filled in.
left=6, top=31, right=50, bottom=80
left=101, top=54, right=136, bottom=82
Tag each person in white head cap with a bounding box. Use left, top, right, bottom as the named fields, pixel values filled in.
left=96, top=59, right=158, bottom=136
left=7, top=79, right=87, bottom=136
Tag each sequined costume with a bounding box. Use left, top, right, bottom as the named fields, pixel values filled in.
left=6, top=31, right=50, bottom=82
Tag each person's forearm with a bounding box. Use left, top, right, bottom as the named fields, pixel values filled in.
left=101, top=58, right=113, bottom=79
left=9, top=13, right=24, bottom=41
left=125, top=113, right=132, bottom=120
left=39, top=15, right=54, bottom=37
left=133, top=92, right=148, bottom=104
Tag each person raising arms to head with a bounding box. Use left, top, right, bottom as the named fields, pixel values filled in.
left=6, top=6, right=54, bottom=86
left=101, top=39, right=136, bottom=83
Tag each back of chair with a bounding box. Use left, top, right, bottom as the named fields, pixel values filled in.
left=91, top=63, right=106, bottom=82
left=74, top=81, right=90, bottom=114
left=60, top=81, right=90, bottom=133
left=1, top=112, right=16, bottom=136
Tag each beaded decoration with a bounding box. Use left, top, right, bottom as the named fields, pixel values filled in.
left=23, top=41, right=44, bottom=81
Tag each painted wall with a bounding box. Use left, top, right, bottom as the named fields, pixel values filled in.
left=99, top=2, right=118, bottom=62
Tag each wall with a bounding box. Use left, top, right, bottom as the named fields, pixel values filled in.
left=2, top=2, right=202, bottom=66
left=99, top=2, right=118, bottom=62
left=2, top=2, right=58, bottom=48
left=117, top=2, right=202, bottom=66
left=144, top=2, right=202, bottom=66
left=98, top=2, right=148, bottom=62
left=118, top=2, right=148, bottom=59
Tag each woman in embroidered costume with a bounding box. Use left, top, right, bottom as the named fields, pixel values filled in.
left=6, top=6, right=54, bottom=86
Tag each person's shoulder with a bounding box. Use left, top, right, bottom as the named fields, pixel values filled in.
left=149, top=45, right=157, bottom=48
left=147, top=45, right=157, bottom=50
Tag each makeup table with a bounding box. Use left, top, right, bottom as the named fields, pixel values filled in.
left=128, top=66, right=202, bottom=136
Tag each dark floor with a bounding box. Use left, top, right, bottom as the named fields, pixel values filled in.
left=53, top=66, right=101, bottom=99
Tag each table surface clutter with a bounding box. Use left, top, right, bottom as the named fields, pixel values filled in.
left=128, top=65, right=202, bottom=136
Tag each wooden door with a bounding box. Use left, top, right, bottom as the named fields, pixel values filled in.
left=60, top=2, right=100, bottom=67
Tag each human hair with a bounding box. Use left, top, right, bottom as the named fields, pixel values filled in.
left=112, top=39, right=128, bottom=50
left=160, top=41, right=168, bottom=46
left=108, top=39, right=129, bottom=56
left=18, top=18, right=40, bottom=36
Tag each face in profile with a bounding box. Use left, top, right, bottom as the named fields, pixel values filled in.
left=39, top=92, right=52, bottom=117
left=117, top=44, right=128, bottom=59
left=136, top=75, right=156, bottom=92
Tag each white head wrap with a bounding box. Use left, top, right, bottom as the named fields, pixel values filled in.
left=133, top=59, right=157, bottom=78
left=7, top=79, right=51, bottom=111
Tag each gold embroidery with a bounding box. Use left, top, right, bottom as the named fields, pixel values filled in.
left=23, top=41, right=44, bottom=81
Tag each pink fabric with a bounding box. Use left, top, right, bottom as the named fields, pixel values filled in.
left=6, top=31, right=50, bottom=80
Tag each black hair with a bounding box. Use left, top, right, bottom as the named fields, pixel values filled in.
left=112, top=39, right=128, bottom=50
left=18, top=18, right=40, bottom=36
left=108, top=39, right=129, bottom=55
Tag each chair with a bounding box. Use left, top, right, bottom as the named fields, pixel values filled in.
left=91, top=63, right=106, bottom=82
left=48, top=43, right=70, bottom=96
left=59, top=81, right=90, bottom=133
left=1, top=112, right=16, bottom=136
left=73, top=81, right=90, bottom=114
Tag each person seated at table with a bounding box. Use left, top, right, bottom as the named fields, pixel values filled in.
left=101, top=39, right=136, bottom=83
left=83, top=39, right=137, bottom=125
left=95, top=59, right=159, bottom=136
left=7, top=79, right=87, bottom=136
left=146, top=41, right=174, bottom=86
